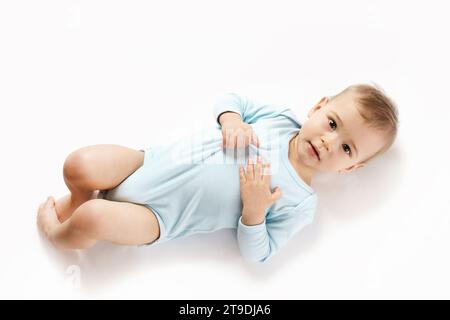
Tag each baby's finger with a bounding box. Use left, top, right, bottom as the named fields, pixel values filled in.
left=247, top=157, right=255, bottom=180
left=227, top=130, right=236, bottom=149
left=271, top=187, right=283, bottom=203
left=246, top=134, right=251, bottom=147
left=222, top=128, right=230, bottom=148
left=222, top=133, right=226, bottom=148
left=245, top=132, right=253, bottom=147
left=262, top=162, right=271, bottom=184
left=239, top=166, right=246, bottom=184
left=221, top=129, right=227, bottom=148
left=236, top=134, right=246, bottom=149
left=255, top=155, right=263, bottom=180
left=251, top=131, right=259, bottom=147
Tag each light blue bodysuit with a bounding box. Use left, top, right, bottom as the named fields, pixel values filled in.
left=101, top=93, right=318, bottom=263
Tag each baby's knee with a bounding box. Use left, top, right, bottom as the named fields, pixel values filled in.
left=63, top=149, right=96, bottom=186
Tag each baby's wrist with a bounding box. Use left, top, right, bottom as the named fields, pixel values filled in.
left=241, top=206, right=265, bottom=226
left=219, top=112, right=242, bottom=127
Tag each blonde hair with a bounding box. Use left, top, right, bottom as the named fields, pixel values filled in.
left=330, top=83, right=399, bottom=162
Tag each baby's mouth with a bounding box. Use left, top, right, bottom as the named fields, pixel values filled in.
left=309, top=141, right=320, bottom=161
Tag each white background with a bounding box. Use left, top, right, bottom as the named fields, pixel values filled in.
left=0, top=0, right=449, bottom=299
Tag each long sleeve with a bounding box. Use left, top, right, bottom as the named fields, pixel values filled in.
left=237, top=195, right=317, bottom=263
left=213, top=93, right=289, bottom=126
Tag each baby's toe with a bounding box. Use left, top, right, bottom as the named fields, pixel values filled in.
left=44, top=197, right=52, bottom=207
left=38, top=202, right=45, bottom=213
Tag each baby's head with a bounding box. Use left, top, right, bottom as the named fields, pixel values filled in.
left=297, top=83, right=398, bottom=173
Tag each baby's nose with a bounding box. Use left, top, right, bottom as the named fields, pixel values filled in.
left=322, top=133, right=338, bottom=152
left=320, top=137, right=328, bottom=151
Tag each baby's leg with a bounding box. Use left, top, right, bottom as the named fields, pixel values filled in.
left=38, top=197, right=160, bottom=249
left=56, top=145, right=144, bottom=223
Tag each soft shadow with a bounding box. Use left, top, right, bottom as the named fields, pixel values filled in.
left=237, top=222, right=321, bottom=280
left=311, top=145, right=405, bottom=222
left=36, top=226, right=82, bottom=273
left=63, top=230, right=242, bottom=293
left=40, top=226, right=315, bottom=293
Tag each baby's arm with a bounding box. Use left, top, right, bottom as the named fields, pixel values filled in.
left=237, top=156, right=316, bottom=263
left=218, top=111, right=260, bottom=149
left=237, top=201, right=315, bottom=263
left=213, top=93, right=289, bottom=126
left=213, top=93, right=289, bottom=150
left=239, top=156, right=282, bottom=226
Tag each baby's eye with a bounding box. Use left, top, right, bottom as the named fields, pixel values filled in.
left=328, top=119, right=337, bottom=130
left=342, top=144, right=351, bottom=156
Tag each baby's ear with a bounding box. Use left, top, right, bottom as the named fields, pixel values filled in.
left=339, top=162, right=365, bottom=173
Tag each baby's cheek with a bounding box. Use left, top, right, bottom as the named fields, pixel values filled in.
left=333, top=159, right=350, bottom=172
left=321, top=120, right=330, bottom=130
left=319, top=158, right=338, bottom=172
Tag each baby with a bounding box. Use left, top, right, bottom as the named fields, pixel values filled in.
left=37, top=84, right=398, bottom=263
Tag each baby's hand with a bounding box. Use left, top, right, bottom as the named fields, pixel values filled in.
left=239, top=156, right=282, bottom=224
left=221, top=118, right=260, bottom=149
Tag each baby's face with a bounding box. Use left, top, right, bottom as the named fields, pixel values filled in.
left=296, top=91, right=388, bottom=173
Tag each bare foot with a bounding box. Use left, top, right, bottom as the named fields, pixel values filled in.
left=37, top=197, right=61, bottom=241
left=54, top=191, right=99, bottom=223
